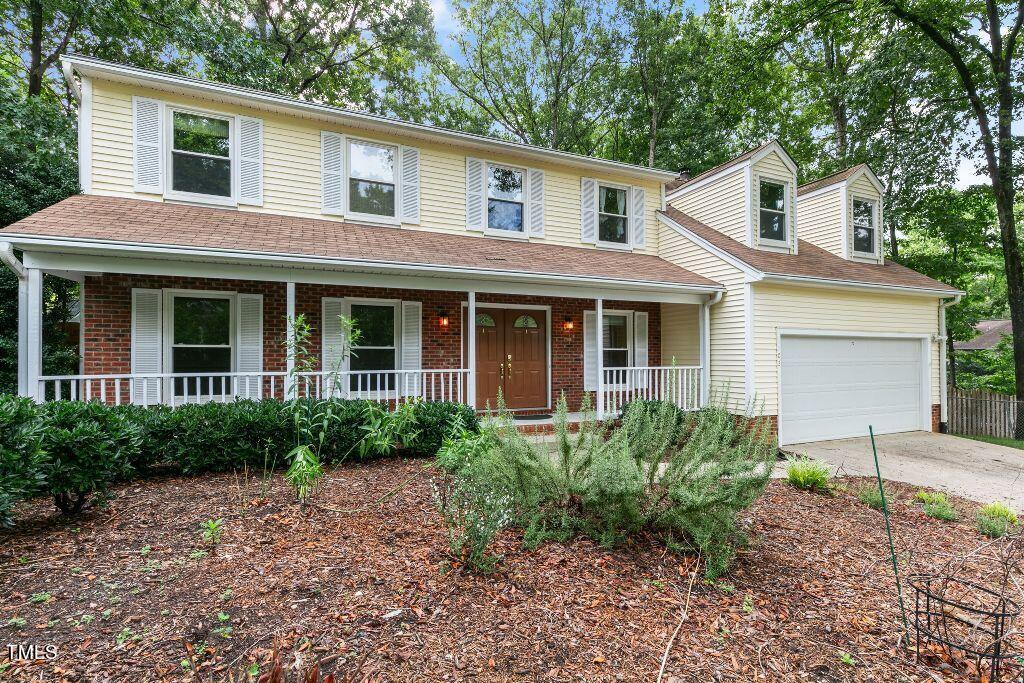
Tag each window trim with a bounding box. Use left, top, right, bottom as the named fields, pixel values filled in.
left=596, top=181, right=632, bottom=250
left=851, top=195, right=879, bottom=258
left=164, top=105, right=237, bottom=207
left=345, top=297, right=402, bottom=397
left=346, top=136, right=401, bottom=226
left=484, top=161, right=528, bottom=239
left=161, top=289, right=237, bottom=400
left=757, top=177, right=790, bottom=249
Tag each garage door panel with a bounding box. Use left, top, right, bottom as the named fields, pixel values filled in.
left=780, top=335, right=925, bottom=445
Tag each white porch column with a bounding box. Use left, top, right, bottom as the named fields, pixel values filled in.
left=17, top=276, right=28, bottom=396
left=595, top=297, right=604, bottom=419
left=467, top=291, right=477, bottom=409
left=285, top=281, right=296, bottom=399
left=25, top=268, right=43, bottom=401
left=699, top=301, right=711, bottom=406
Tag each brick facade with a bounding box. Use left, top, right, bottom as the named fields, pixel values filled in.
left=82, top=274, right=662, bottom=412
left=931, top=404, right=941, bottom=433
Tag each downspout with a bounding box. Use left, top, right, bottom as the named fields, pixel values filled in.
left=938, top=294, right=963, bottom=432
left=0, top=242, right=26, bottom=279
left=1, top=242, right=29, bottom=396
left=701, top=290, right=724, bottom=405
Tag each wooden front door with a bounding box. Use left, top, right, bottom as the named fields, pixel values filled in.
left=469, top=307, right=547, bottom=410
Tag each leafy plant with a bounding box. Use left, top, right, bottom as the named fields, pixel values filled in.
left=0, top=395, right=47, bottom=527
left=856, top=484, right=885, bottom=510
left=784, top=456, right=831, bottom=492
left=433, top=475, right=512, bottom=573
left=199, top=518, right=224, bottom=547
left=29, top=592, right=51, bottom=604
left=976, top=502, right=1020, bottom=538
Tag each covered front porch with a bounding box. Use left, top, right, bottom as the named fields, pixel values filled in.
left=16, top=258, right=715, bottom=420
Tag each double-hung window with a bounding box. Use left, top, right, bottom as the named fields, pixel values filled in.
left=349, top=302, right=398, bottom=392
left=852, top=198, right=877, bottom=255
left=602, top=314, right=630, bottom=368
left=169, top=110, right=233, bottom=200
left=758, top=180, right=787, bottom=244
left=348, top=140, right=397, bottom=218
left=170, top=294, right=233, bottom=397
left=487, top=164, right=525, bottom=233
left=598, top=185, right=629, bottom=245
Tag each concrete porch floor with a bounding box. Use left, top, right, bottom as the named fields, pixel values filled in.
left=782, top=431, right=1024, bottom=509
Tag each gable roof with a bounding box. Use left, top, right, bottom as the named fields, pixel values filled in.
left=0, top=195, right=723, bottom=292
left=659, top=206, right=961, bottom=295
left=664, top=141, right=798, bottom=195
left=954, top=319, right=1012, bottom=351
left=797, top=163, right=882, bottom=196
left=62, top=55, right=676, bottom=183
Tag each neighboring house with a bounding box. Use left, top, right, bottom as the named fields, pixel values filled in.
left=953, top=319, right=1012, bottom=351
left=0, top=56, right=962, bottom=445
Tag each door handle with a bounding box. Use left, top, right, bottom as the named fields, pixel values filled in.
left=506, top=354, right=512, bottom=374
left=499, top=362, right=505, bottom=380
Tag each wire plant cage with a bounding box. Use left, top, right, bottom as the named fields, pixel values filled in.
left=909, top=574, right=1023, bottom=682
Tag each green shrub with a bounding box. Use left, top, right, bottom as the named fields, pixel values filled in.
left=913, top=490, right=946, bottom=506
left=913, top=490, right=958, bottom=521
left=785, top=457, right=831, bottom=492
left=439, top=394, right=775, bottom=577
left=164, top=400, right=293, bottom=474
left=0, top=396, right=47, bottom=526
left=433, top=475, right=512, bottom=572
left=409, top=402, right=479, bottom=457
left=856, top=484, right=885, bottom=510
left=39, top=401, right=141, bottom=514
left=976, top=502, right=1020, bottom=538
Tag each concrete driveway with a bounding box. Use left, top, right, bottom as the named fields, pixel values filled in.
left=782, top=431, right=1024, bottom=509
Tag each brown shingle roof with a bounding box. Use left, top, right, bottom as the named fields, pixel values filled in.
left=1, top=194, right=723, bottom=290
left=954, top=319, right=1012, bottom=351
left=664, top=141, right=777, bottom=193
left=797, top=164, right=868, bottom=196
left=660, top=206, right=960, bottom=294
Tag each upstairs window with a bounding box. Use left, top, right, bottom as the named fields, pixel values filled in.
left=598, top=185, right=629, bottom=245
left=348, top=140, right=396, bottom=218
left=170, top=111, right=232, bottom=198
left=853, top=198, right=877, bottom=255
left=758, top=180, right=787, bottom=243
left=487, top=164, right=525, bottom=233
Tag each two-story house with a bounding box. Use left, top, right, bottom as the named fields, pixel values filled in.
left=0, top=56, right=962, bottom=445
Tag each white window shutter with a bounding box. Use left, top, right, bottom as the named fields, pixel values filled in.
left=399, top=146, right=421, bottom=224
left=527, top=168, right=545, bottom=237
left=634, top=311, right=649, bottom=388
left=237, top=116, right=263, bottom=206
left=132, top=97, right=163, bottom=194
left=581, top=177, right=597, bottom=243
left=630, top=186, right=646, bottom=248
left=466, top=157, right=486, bottom=231
left=401, top=301, right=422, bottom=397
left=236, top=293, right=263, bottom=399
left=131, top=288, right=162, bottom=405
left=583, top=310, right=597, bottom=391
left=322, top=298, right=348, bottom=397
left=321, top=131, right=345, bottom=215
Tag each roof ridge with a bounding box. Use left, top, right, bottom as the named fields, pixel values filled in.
left=665, top=140, right=779, bottom=193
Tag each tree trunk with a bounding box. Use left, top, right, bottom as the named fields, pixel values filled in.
left=888, top=221, right=899, bottom=261
left=647, top=110, right=658, bottom=167
left=28, top=0, right=44, bottom=97
left=947, top=332, right=957, bottom=389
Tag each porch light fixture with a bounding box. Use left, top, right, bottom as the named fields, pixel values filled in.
left=563, top=317, right=574, bottom=331
left=438, top=311, right=450, bottom=328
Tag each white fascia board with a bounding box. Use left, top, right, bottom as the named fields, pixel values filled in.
left=61, top=55, right=675, bottom=184
left=12, top=235, right=722, bottom=300
left=656, top=213, right=763, bottom=279
left=759, top=272, right=964, bottom=298
left=664, top=164, right=748, bottom=202
left=796, top=181, right=845, bottom=203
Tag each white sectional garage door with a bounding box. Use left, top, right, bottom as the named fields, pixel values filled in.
left=779, top=334, right=927, bottom=445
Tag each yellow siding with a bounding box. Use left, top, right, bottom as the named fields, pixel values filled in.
left=751, top=150, right=797, bottom=252
left=753, top=283, right=942, bottom=415
left=667, top=168, right=748, bottom=243
left=660, top=303, right=700, bottom=366
left=847, top=174, right=883, bottom=263
left=796, top=187, right=843, bottom=256
left=87, top=79, right=662, bottom=254
left=659, top=224, right=747, bottom=409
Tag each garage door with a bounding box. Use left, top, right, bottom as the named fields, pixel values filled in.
left=779, top=335, right=926, bottom=445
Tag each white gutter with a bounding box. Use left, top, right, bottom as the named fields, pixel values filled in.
left=61, top=61, right=81, bottom=101
left=759, top=272, right=964, bottom=298
left=938, top=294, right=963, bottom=430
left=61, top=55, right=677, bottom=183
left=0, top=242, right=26, bottom=279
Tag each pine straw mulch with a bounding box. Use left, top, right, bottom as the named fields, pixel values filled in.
left=1, top=460, right=1021, bottom=683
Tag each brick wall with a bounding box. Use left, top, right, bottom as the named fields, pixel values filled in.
left=931, top=404, right=941, bottom=433
left=82, top=274, right=662, bottom=411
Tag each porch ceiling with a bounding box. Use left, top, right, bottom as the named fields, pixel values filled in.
left=2, top=195, right=723, bottom=301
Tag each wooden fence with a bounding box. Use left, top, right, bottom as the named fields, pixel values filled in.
left=948, top=387, right=1023, bottom=439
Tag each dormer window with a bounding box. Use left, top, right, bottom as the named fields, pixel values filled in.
left=852, top=198, right=877, bottom=255
left=759, top=179, right=787, bottom=244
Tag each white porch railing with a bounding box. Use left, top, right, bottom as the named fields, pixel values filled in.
left=36, top=369, right=469, bottom=406
left=601, top=366, right=703, bottom=416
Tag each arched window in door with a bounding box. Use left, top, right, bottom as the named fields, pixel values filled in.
left=513, top=314, right=539, bottom=329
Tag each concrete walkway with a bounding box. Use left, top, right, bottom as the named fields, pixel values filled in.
left=782, top=431, right=1024, bottom=509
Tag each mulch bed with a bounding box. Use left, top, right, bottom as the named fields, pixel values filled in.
left=1, top=461, right=1021, bottom=682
